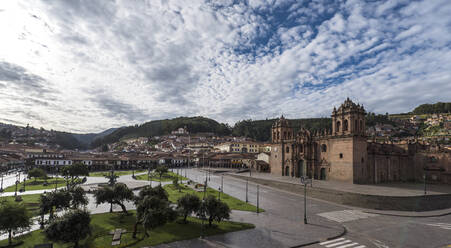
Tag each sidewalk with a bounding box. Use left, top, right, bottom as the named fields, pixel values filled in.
left=238, top=172, right=451, bottom=196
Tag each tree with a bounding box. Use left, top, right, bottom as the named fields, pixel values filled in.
left=94, top=183, right=134, bottom=213
left=70, top=186, right=88, bottom=209
left=134, top=185, right=168, bottom=204
left=155, top=166, right=168, bottom=184
left=0, top=202, right=32, bottom=245
left=94, top=186, right=114, bottom=213
left=39, top=193, right=53, bottom=226
left=61, top=163, right=89, bottom=189
left=45, top=209, right=91, bottom=248
left=40, top=190, right=72, bottom=222
left=133, top=194, right=177, bottom=238
left=177, top=194, right=201, bottom=223
left=27, top=168, right=47, bottom=182
left=104, top=170, right=119, bottom=186
left=198, top=195, right=230, bottom=227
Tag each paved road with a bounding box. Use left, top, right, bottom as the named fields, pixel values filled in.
left=177, top=168, right=451, bottom=248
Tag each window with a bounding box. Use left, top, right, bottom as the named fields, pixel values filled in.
left=336, top=121, right=341, bottom=132
left=344, top=120, right=348, bottom=131
left=339, top=153, right=343, bottom=159
left=361, top=157, right=364, bottom=163
left=359, top=120, right=363, bottom=132
left=286, top=146, right=289, bottom=153
left=321, top=144, right=327, bottom=152
left=355, top=120, right=358, bottom=132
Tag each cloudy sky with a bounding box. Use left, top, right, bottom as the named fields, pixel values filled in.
left=0, top=0, right=450, bottom=133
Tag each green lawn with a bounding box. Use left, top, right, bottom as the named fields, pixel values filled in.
left=0, top=194, right=41, bottom=217
left=3, top=178, right=73, bottom=192
left=89, top=170, right=147, bottom=177
left=164, top=184, right=264, bottom=213
left=135, top=171, right=188, bottom=182
left=0, top=212, right=254, bottom=247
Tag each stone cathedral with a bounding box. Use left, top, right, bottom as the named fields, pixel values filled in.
left=268, top=98, right=447, bottom=184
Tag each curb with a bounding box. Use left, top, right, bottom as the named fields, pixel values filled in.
left=290, top=225, right=347, bottom=248
left=362, top=209, right=451, bottom=218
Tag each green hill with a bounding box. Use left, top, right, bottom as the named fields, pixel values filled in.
left=91, top=116, right=231, bottom=147
left=412, top=102, right=451, bottom=114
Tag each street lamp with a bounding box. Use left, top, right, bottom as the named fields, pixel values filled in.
left=14, top=180, right=19, bottom=196
left=245, top=179, right=248, bottom=203
left=218, top=187, right=221, bottom=201
left=0, top=172, right=4, bottom=192
left=423, top=173, right=427, bottom=195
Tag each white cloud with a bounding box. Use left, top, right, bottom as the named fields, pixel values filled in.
left=0, top=0, right=450, bottom=133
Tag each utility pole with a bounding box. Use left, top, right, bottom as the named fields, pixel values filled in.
left=246, top=179, right=248, bottom=203
left=257, top=185, right=260, bottom=214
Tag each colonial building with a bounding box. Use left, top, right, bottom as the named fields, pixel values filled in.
left=269, top=98, right=451, bottom=184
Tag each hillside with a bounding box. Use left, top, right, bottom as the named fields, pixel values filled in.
left=232, top=118, right=332, bottom=142
left=71, top=128, right=119, bottom=146
left=412, top=102, right=451, bottom=114
left=91, top=116, right=231, bottom=148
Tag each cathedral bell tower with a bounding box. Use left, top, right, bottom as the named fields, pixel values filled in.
left=331, top=98, right=366, bottom=137
left=272, top=115, right=294, bottom=143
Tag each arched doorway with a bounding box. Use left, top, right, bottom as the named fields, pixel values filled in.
left=285, top=166, right=289, bottom=176
left=297, top=160, right=304, bottom=178
left=320, top=168, right=326, bottom=180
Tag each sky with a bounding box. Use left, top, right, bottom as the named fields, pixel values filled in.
left=0, top=0, right=450, bottom=133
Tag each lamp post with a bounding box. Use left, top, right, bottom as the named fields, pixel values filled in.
left=200, top=198, right=205, bottom=239
left=0, top=173, right=4, bottom=192
left=302, top=176, right=308, bottom=224
left=245, top=179, right=248, bottom=203
left=423, top=173, right=427, bottom=195
left=257, top=185, right=260, bottom=214
left=218, top=187, right=221, bottom=201
left=148, top=166, right=152, bottom=187
left=14, top=180, right=18, bottom=197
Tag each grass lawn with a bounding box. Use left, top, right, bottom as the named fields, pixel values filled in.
left=0, top=194, right=41, bottom=217
left=135, top=171, right=188, bottom=182
left=89, top=170, right=147, bottom=177
left=0, top=212, right=254, bottom=247
left=3, top=178, right=75, bottom=192
left=164, top=184, right=264, bottom=213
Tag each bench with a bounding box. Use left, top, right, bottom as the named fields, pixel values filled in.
left=109, top=228, right=126, bottom=246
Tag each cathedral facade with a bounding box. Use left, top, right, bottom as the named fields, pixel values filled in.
left=268, top=98, right=447, bottom=184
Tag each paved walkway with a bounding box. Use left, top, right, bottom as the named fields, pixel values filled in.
left=234, top=172, right=451, bottom=196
